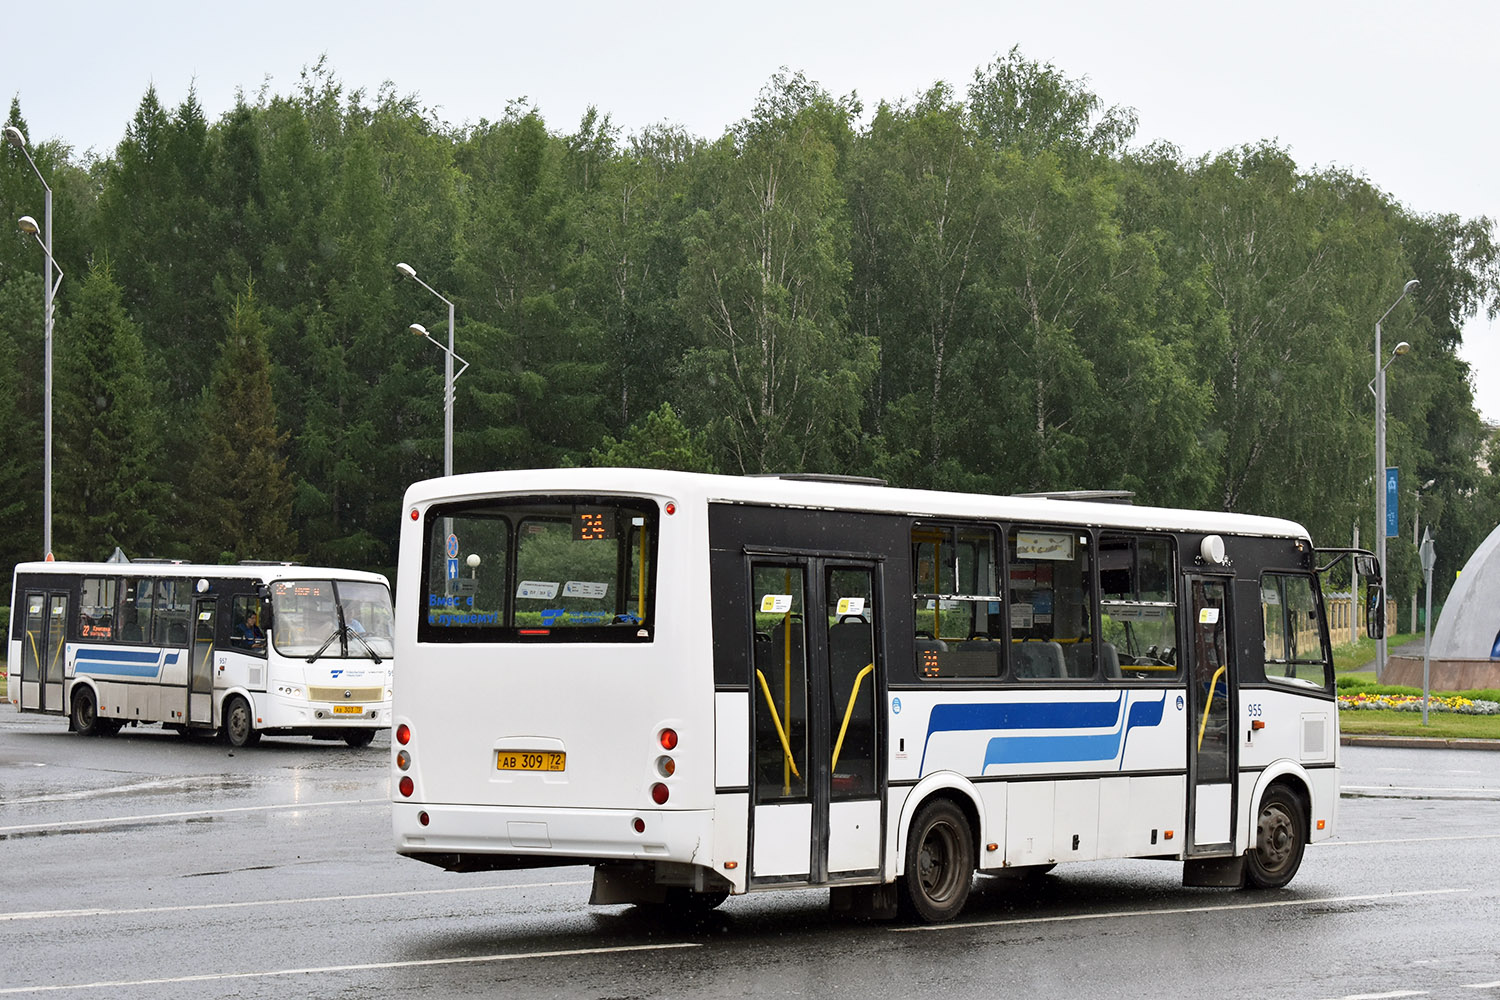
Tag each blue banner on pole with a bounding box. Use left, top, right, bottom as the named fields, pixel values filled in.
left=1386, top=467, right=1399, bottom=537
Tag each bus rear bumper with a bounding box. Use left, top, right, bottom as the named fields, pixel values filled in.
left=393, top=802, right=715, bottom=869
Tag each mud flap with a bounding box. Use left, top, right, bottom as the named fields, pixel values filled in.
left=829, top=882, right=899, bottom=920
left=1183, top=855, right=1246, bottom=888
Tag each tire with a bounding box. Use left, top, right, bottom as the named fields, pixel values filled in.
left=1245, top=785, right=1307, bottom=889
left=343, top=729, right=376, bottom=748
left=899, top=799, right=975, bottom=922
left=71, top=686, right=102, bottom=737
left=221, top=695, right=260, bottom=748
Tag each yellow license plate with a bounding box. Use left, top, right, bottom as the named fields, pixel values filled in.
left=497, top=751, right=566, bottom=772
left=333, top=705, right=364, bottom=715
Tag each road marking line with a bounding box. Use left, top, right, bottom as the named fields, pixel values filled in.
left=0, top=797, right=384, bottom=834
left=0, top=942, right=701, bottom=995
left=0, top=879, right=593, bottom=922
left=892, top=888, right=1468, bottom=933
left=1461, top=983, right=1500, bottom=989
left=1314, top=833, right=1500, bottom=847
left=1345, top=785, right=1500, bottom=794
left=1317, top=992, right=1428, bottom=1000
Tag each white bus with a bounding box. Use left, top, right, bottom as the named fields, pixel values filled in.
left=390, top=469, right=1379, bottom=921
left=9, top=560, right=394, bottom=748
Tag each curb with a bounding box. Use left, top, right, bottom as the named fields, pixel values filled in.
left=1341, top=735, right=1500, bottom=751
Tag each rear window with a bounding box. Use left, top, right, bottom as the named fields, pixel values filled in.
left=418, top=496, right=658, bottom=643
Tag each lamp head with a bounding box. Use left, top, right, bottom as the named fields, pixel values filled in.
left=396, top=262, right=417, bottom=280
left=1403, top=278, right=1420, bottom=294
left=409, top=323, right=429, bottom=337
left=1394, top=341, right=1411, bottom=356
left=3, top=126, right=24, bottom=149
left=18, top=215, right=39, bottom=235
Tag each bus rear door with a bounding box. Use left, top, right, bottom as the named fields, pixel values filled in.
left=747, top=557, right=884, bottom=887
left=19, top=589, right=68, bottom=714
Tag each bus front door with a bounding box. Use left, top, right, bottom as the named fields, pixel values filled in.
left=188, top=598, right=216, bottom=727
left=1185, top=575, right=1236, bottom=853
left=19, top=591, right=68, bottom=714
left=748, top=558, right=884, bottom=887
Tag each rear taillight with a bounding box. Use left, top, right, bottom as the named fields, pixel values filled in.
left=399, top=775, right=414, bottom=797
left=396, top=724, right=411, bottom=745
left=659, top=728, right=678, bottom=750
left=651, top=782, right=669, bottom=805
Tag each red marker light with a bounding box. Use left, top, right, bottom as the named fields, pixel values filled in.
left=399, top=776, right=414, bottom=797
left=659, top=728, right=678, bottom=750
left=396, top=724, right=411, bottom=745
left=665, top=502, right=676, bottom=515
left=651, top=782, right=669, bottom=805
left=633, top=818, right=646, bottom=833
left=410, top=509, right=420, bottom=521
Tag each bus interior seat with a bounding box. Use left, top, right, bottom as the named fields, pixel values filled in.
left=1065, top=642, right=1094, bottom=678
left=166, top=621, right=189, bottom=645
left=1100, top=642, right=1122, bottom=679
left=1012, top=641, right=1065, bottom=679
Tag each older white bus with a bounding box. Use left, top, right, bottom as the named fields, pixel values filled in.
left=9, top=560, right=393, bottom=747
left=390, top=469, right=1377, bottom=921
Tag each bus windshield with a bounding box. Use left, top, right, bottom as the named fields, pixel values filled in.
left=271, top=579, right=395, bottom=659
left=419, top=496, right=657, bottom=642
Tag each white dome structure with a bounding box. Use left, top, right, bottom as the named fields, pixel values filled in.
left=1385, top=523, right=1500, bottom=690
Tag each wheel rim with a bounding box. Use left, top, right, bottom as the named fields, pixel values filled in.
left=1255, top=801, right=1296, bottom=874
left=228, top=703, right=249, bottom=743
left=917, top=821, right=962, bottom=902
left=76, top=695, right=95, bottom=729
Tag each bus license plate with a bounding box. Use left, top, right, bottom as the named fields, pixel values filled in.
left=333, top=705, right=364, bottom=715
left=497, top=751, right=566, bottom=772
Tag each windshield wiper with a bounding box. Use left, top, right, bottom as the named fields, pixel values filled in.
left=346, top=628, right=384, bottom=664
left=305, top=625, right=384, bottom=664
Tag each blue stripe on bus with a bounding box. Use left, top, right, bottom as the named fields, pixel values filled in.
left=74, top=649, right=164, bottom=678
left=920, top=692, right=1169, bottom=774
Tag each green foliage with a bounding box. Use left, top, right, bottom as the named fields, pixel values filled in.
left=187, top=282, right=298, bottom=561
left=1, top=53, right=1498, bottom=589
left=53, top=257, right=166, bottom=559
left=588, top=403, right=716, bottom=472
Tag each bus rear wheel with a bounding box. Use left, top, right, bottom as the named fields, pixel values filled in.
left=71, top=687, right=102, bottom=737
left=222, top=696, right=261, bottom=748
left=1245, top=785, right=1306, bottom=889
left=899, top=799, right=974, bottom=922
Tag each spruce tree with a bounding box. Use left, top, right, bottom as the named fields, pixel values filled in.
left=188, top=282, right=298, bottom=562
left=53, top=258, right=165, bottom=560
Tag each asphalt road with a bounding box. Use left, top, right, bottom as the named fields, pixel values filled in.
left=2, top=710, right=1498, bottom=999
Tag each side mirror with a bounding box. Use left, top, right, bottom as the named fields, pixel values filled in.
left=1365, top=584, right=1386, bottom=640
left=1354, top=554, right=1380, bottom=583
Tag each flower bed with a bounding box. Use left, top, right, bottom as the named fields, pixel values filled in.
left=1338, top=692, right=1500, bottom=715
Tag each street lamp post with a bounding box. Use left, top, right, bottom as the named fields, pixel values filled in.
left=6, top=126, right=57, bottom=558
left=1373, top=277, right=1419, bottom=681
left=396, top=263, right=463, bottom=477
left=1410, top=477, right=1435, bottom=634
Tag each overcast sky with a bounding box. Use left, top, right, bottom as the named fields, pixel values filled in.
left=9, top=0, right=1497, bottom=420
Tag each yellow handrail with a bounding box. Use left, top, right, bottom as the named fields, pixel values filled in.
left=1197, top=665, right=1227, bottom=751
left=25, top=630, right=40, bottom=680
left=754, top=669, right=802, bottom=782
left=832, top=662, right=874, bottom=771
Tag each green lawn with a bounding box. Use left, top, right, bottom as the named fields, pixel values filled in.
left=1331, top=633, right=1500, bottom=739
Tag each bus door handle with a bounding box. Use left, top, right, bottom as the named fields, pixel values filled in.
left=832, top=663, right=874, bottom=771
left=754, top=669, right=802, bottom=780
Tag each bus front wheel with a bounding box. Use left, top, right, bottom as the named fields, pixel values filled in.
left=343, top=729, right=376, bottom=748
left=899, top=799, right=975, bottom=922
left=222, top=696, right=261, bottom=748
left=1245, top=785, right=1306, bottom=889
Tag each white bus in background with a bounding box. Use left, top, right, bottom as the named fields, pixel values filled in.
left=8, top=560, right=394, bottom=747
left=391, top=469, right=1379, bottom=921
